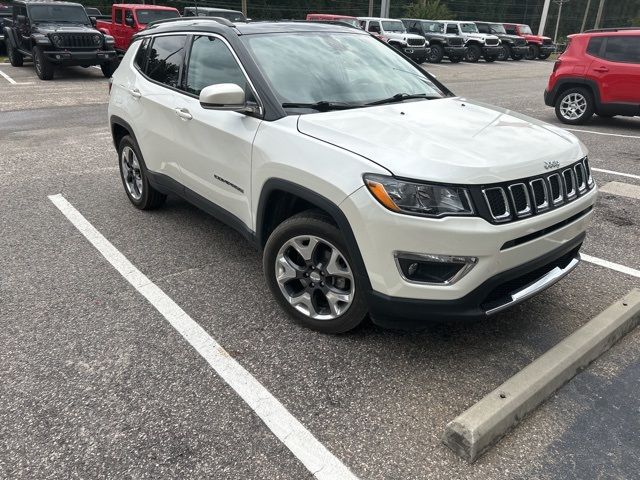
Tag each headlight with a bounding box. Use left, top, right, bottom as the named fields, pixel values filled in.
left=92, top=34, right=102, bottom=46
left=104, top=35, right=115, bottom=45
left=364, top=174, right=474, bottom=217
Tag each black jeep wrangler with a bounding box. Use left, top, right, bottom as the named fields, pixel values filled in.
left=2, top=0, right=117, bottom=80
left=474, top=21, right=529, bottom=61
left=401, top=19, right=467, bottom=63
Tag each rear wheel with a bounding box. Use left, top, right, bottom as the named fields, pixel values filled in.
left=526, top=44, right=540, bottom=60
left=465, top=44, right=481, bottom=63
left=484, top=55, right=497, bottom=62
left=497, top=44, right=511, bottom=61
left=511, top=53, right=523, bottom=61
left=263, top=213, right=368, bottom=334
left=538, top=52, right=552, bottom=60
left=7, top=42, right=24, bottom=67
left=117, top=135, right=166, bottom=210
left=555, top=87, right=595, bottom=125
left=427, top=44, right=444, bottom=63
left=448, top=55, right=463, bottom=63
left=32, top=46, right=54, bottom=80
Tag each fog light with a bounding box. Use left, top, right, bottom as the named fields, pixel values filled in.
left=394, top=252, right=477, bottom=285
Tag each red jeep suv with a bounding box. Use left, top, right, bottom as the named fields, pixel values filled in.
left=544, top=28, right=640, bottom=124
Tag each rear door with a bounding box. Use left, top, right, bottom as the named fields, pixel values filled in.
left=591, top=35, right=640, bottom=104
left=112, top=7, right=125, bottom=49
left=170, top=34, right=263, bottom=228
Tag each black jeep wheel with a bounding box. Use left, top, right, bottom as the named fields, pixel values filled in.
left=448, top=55, right=463, bottom=63
left=497, top=44, right=511, bottom=61
left=511, top=53, right=523, bottom=61
left=427, top=44, right=444, bottom=63
left=263, top=212, right=368, bottom=334
left=538, top=52, right=552, bottom=60
left=7, top=42, right=24, bottom=67
left=526, top=44, right=540, bottom=60
left=465, top=44, right=481, bottom=63
left=32, top=46, right=54, bottom=80
left=484, top=55, right=497, bottom=62
left=100, top=60, right=118, bottom=78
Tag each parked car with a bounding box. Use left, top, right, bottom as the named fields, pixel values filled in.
left=83, top=6, right=109, bottom=20
left=96, top=3, right=179, bottom=55
left=439, top=20, right=502, bottom=62
left=544, top=28, right=640, bottom=124
left=474, top=21, right=528, bottom=61
left=306, top=13, right=360, bottom=29
left=183, top=7, right=247, bottom=22
left=401, top=18, right=466, bottom=63
left=2, top=0, right=117, bottom=79
left=503, top=23, right=555, bottom=60
left=358, top=17, right=429, bottom=63
left=109, top=19, right=596, bottom=332
left=0, top=2, right=10, bottom=52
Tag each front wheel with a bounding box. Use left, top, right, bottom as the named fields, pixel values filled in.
left=33, top=46, right=54, bottom=80
left=263, top=212, right=368, bottom=334
left=526, top=44, right=540, bottom=60
left=555, top=87, right=595, bottom=125
left=448, top=55, right=463, bottom=63
left=465, top=44, right=481, bottom=63
left=511, top=53, right=523, bottom=61
left=497, top=44, right=511, bottom=61
left=7, top=43, right=24, bottom=67
left=484, top=55, right=497, bottom=62
left=427, top=44, right=444, bottom=63
left=538, top=52, right=552, bottom=60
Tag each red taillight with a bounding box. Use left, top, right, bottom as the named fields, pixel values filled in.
left=553, top=59, right=562, bottom=73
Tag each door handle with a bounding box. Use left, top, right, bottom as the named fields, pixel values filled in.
left=593, top=66, right=609, bottom=73
left=174, top=107, right=193, bottom=121
left=129, top=88, right=142, bottom=99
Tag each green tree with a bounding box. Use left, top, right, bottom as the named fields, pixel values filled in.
left=405, top=0, right=454, bottom=20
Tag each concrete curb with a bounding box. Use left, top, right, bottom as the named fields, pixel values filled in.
left=443, top=288, right=640, bottom=463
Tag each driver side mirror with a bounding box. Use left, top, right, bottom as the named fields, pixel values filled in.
left=125, top=17, right=134, bottom=27
left=90, top=16, right=97, bottom=27
left=199, top=83, right=259, bottom=115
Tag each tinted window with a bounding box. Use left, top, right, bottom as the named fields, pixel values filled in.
left=134, top=38, right=150, bottom=70
left=476, top=23, right=489, bottom=34
left=604, top=36, right=640, bottom=63
left=368, top=21, right=380, bottom=32
left=446, top=24, right=458, bottom=35
left=185, top=36, right=246, bottom=96
left=29, top=4, right=90, bottom=24
left=136, top=9, right=179, bottom=25
left=505, top=25, right=517, bottom=35
left=124, top=9, right=133, bottom=24
left=586, top=37, right=604, bottom=57
left=146, top=35, right=186, bottom=88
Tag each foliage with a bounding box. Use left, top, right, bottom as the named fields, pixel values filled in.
left=405, top=0, right=454, bottom=20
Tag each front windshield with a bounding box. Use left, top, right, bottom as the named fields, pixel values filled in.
left=29, top=5, right=90, bottom=24
left=424, top=21, right=444, bottom=33
left=460, top=23, right=478, bottom=33
left=520, top=24, right=533, bottom=34
left=241, top=32, right=445, bottom=108
left=136, top=9, right=179, bottom=25
left=381, top=20, right=405, bottom=33
left=489, top=24, right=506, bottom=34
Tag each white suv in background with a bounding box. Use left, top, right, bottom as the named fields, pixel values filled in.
left=440, top=20, right=502, bottom=62
left=358, top=17, right=429, bottom=63
left=108, top=19, right=597, bottom=333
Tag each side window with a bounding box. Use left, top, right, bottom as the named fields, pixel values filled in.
left=603, top=36, right=640, bottom=63
left=134, top=37, right=150, bottom=71
left=368, top=21, right=381, bottom=33
left=184, top=9, right=195, bottom=17
left=476, top=23, right=489, bottom=34
left=586, top=37, right=604, bottom=58
left=185, top=35, right=247, bottom=96
left=359, top=20, right=366, bottom=29
left=115, top=8, right=122, bottom=24
left=505, top=25, right=517, bottom=35
left=146, top=35, right=186, bottom=88
left=124, top=9, right=134, bottom=25
left=446, top=24, right=458, bottom=35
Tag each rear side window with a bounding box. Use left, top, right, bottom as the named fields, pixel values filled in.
left=586, top=37, right=604, bottom=57
left=476, top=23, right=489, bottom=34
left=446, top=24, right=458, bottom=35
left=603, top=36, right=640, bottom=63
left=134, top=38, right=150, bottom=70
left=185, top=35, right=246, bottom=96
left=505, top=25, right=517, bottom=35
left=146, top=35, right=186, bottom=88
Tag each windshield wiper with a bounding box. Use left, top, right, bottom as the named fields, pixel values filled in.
left=281, top=101, right=360, bottom=112
left=365, top=93, right=438, bottom=106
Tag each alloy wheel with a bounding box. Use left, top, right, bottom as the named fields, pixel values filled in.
left=559, top=93, right=587, bottom=121
left=275, top=235, right=354, bottom=320
left=121, top=145, right=143, bottom=200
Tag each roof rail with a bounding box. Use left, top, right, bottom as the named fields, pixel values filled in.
left=584, top=27, right=640, bottom=33
left=146, top=16, right=235, bottom=29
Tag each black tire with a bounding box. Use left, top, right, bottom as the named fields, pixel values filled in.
left=414, top=56, right=427, bottom=64
left=511, top=53, right=523, bottom=61
left=32, top=46, right=54, bottom=80
left=538, top=52, right=552, bottom=60
left=554, top=87, right=595, bottom=125
left=427, top=44, right=444, bottom=63
left=484, top=55, right=497, bottom=62
left=497, top=44, right=511, bottom=61
left=100, top=60, right=118, bottom=78
left=526, top=44, right=540, bottom=60
left=7, top=42, right=24, bottom=67
left=465, top=44, right=481, bottom=63
left=263, top=212, right=368, bottom=334
left=597, top=113, right=615, bottom=118
left=448, top=55, right=463, bottom=63
left=117, top=135, right=166, bottom=210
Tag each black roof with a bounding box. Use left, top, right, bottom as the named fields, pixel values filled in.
left=142, top=18, right=368, bottom=37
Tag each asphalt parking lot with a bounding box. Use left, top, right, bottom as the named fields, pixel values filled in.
left=1, top=58, right=639, bottom=479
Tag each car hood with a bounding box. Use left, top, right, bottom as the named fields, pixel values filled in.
left=523, top=34, right=552, bottom=43
left=297, top=98, right=586, bottom=184
left=33, top=22, right=97, bottom=33
left=467, top=33, right=500, bottom=42
left=497, top=34, right=524, bottom=42
left=385, top=32, right=425, bottom=42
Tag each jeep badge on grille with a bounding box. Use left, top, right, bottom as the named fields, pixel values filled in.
left=544, top=161, right=561, bottom=170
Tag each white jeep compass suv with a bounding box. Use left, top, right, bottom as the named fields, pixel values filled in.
left=108, top=19, right=597, bottom=333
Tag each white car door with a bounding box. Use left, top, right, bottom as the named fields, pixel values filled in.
left=170, top=34, right=262, bottom=228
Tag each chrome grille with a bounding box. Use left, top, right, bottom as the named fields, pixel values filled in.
left=543, top=38, right=553, bottom=45
left=485, top=38, right=499, bottom=46
left=475, top=158, right=594, bottom=224
left=407, top=37, right=424, bottom=46
left=56, top=33, right=99, bottom=48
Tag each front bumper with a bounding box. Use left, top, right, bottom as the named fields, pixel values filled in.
left=540, top=44, right=556, bottom=55
left=544, top=88, right=554, bottom=106
left=403, top=45, right=428, bottom=59
left=43, top=49, right=117, bottom=65
left=444, top=45, right=467, bottom=57
left=367, top=232, right=584, bottom=327
left=511, top=45, right=529, bottom=56
left=482, top=45, right=503, bottom=56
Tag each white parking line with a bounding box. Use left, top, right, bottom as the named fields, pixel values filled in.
left=582, top=254, right=640, bottom=279
left=48, top=194, right=358, bottom=480
left=566, top=128, right=640, bottom=140
left=599, top=181, right=640, bottom=200
left=0, top=69, right=17, bottom=84
left=592, top=167, right=640, bottom=181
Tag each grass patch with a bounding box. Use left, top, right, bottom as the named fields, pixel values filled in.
left=0, top=56, right=8, bottom=63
